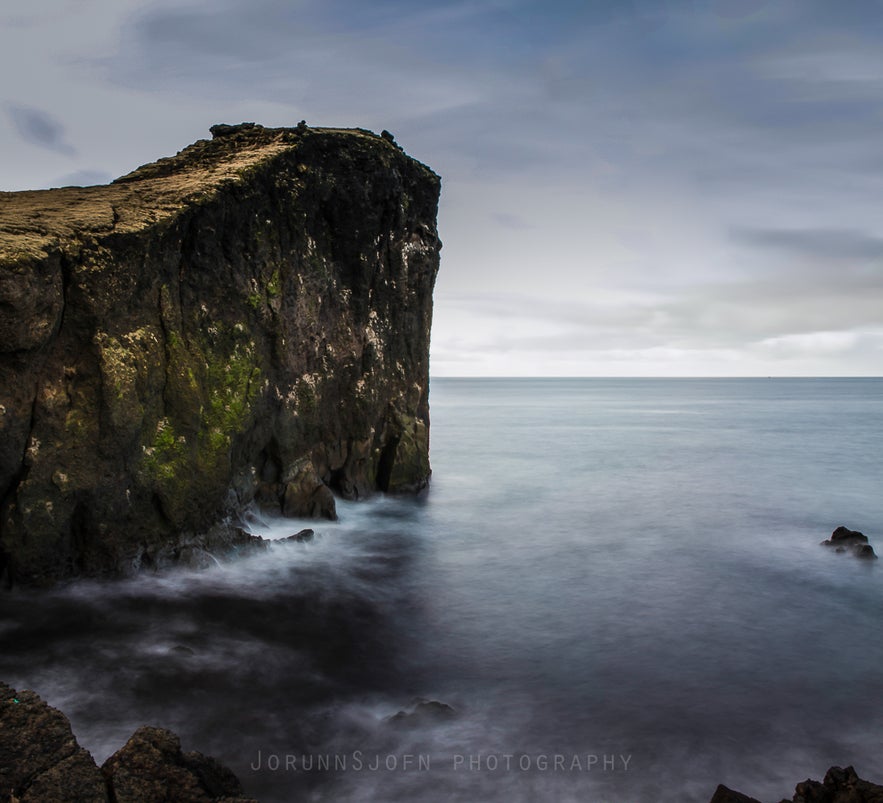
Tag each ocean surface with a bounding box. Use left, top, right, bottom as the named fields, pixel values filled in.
left=2, top=378, right=883, bottom=802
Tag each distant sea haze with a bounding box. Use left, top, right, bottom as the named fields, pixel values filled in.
left=1, top=378, right=881, bottom=802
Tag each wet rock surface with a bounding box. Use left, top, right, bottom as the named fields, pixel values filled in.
left=101, top=726, right=255, bottom=803
left=0, top=681, right=108, bottom=802
left=710, top=766, right=883, bottom=803
left=385, top=699, right=457, bottom=727
left=822, top=526, right=878, bottom=559
left=0, top=682, right=256, bottom=803
left=0, top=122, right=440, bottom=586
left=283, top=528, right=315, bottom=542
left=710, top=785, right=762, bottom=803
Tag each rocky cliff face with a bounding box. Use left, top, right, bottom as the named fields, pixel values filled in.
left=0, top=123, right=440, bottom=586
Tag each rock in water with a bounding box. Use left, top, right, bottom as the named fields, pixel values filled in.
left=385, top=699, right=457, bottom=726
left=0, top=123, right=441, bottom=585
left=284, top=528, right=315, bottom=542
left=822, top=526, right=878, bottom=559
left=827, top=526, right=869, bottom=544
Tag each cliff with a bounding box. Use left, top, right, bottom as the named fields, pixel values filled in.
left=0, top=122, right=441, bottom=586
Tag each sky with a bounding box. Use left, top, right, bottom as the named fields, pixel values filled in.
left=2, top=0, right=883, bottom=376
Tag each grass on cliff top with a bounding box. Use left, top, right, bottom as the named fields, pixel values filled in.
left=0, top=125, right=416, bottom=264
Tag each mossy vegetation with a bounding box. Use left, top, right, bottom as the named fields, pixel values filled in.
left=95, top=327, right=161, bottom=434
left=137, top=320, right=262, bottom=524
left=140, top=417, right=188, bottom=483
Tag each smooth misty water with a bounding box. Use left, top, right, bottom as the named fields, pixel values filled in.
left=2, top=378, right=883, bottom=802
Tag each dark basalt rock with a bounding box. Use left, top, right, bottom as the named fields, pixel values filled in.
left=709, top=785, right=761, bottom=803
left=711, top=765, right=883, bottom=803
left=0, top=123, right=440, bottom=585
left=822, top=526, right=878, bottom=559
left=385, top=699, right=457, bottom=726
left=101, top=726, right=255, bottom=803
left=209, top=122, right=259, bottom=139
left=284, top=528, right=315, bottom=542
left=827, top=526, right=868, bottom=544
left=855, top=543, right=878, bottom=559
left=0, top=681, right=108, bottom=802
left=0, top=682, right=255, bottom=803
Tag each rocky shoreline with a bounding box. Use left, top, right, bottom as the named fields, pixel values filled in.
left=1, top=682, right=255, bottom=802
left=4, top=679, right=883, bottom=802
left=711, top=766, right=883, bottom=802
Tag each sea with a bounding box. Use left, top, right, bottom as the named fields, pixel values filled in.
left=2, top=378, right=882, bottom=803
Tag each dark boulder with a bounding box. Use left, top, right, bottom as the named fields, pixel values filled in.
left=385, top=699, right=457, bottom=727
left=822, top=526, right=878, bottom=559
left=0, top=682, right=256, bottom=803
left=101, top=726, right=255, bottom=803
left=0, top=682, right=107, bottom=802
left=711, top=765, right=883, bottom=803
left=709, top=785, right=761, bottom=803
left=284, top=528, right=315, bottom=543
left=826, top=526, right=868, bottom=544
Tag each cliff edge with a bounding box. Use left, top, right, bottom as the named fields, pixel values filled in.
left=0, top=122, right=441, bottom=586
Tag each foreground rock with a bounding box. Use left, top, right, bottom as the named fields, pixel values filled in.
left=822, top=526, right=878, bottom=559
left=0, top=681, right=108, bottom=802
left=102, top=726, right=255, bottom=803
left=0, top=122, right=440, bottom=586
left=710, top=765, right=883, bottom=802
left=1, top=682, right=256, bottom=803
left=710, top=786, right=762, bottom=803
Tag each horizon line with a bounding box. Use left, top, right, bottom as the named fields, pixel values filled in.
left=428, top=375, right=883, bottom=380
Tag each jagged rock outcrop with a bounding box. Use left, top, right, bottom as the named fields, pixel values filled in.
left=821, top=526, right=878, bottom=559
left=0, top=681, right=108, bottom=802
left=710, top=765, right=883, bottom=803
left=0, top=682, right=255, bottom=802
left=0, top=122, right=440, bottom=585
left=710, top=786, right=762, bottom=803
left=102, top=726, right=255, bottom=803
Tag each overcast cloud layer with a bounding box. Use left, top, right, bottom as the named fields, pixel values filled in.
left=2, top=0, right=882, bottom=375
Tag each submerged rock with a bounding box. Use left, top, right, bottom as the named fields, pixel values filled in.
left=710, top=765, right=883, bottom=803
left=284, top=528, right=315, bottom=542
left=0, top=682, right=255, bottom=803
left=822, top=526, right=878, bottom=559
left=855, top=543, right=878, bottom=559
left=385, top=699, right=457, bottom=726
left=0, top=123, right=440, bottom=586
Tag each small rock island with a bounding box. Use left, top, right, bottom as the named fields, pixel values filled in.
left=0, top=122, right=441, bottom=586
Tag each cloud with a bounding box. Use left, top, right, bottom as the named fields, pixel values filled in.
left=51, top=168, right=114, bottom=187
left=6, top=104, right=76, bottom=156
left=755, top=331, right=864, bottom=356
left=731, top=227, right=883, bottom=263
left=4, top=0, right=883, bottom=374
